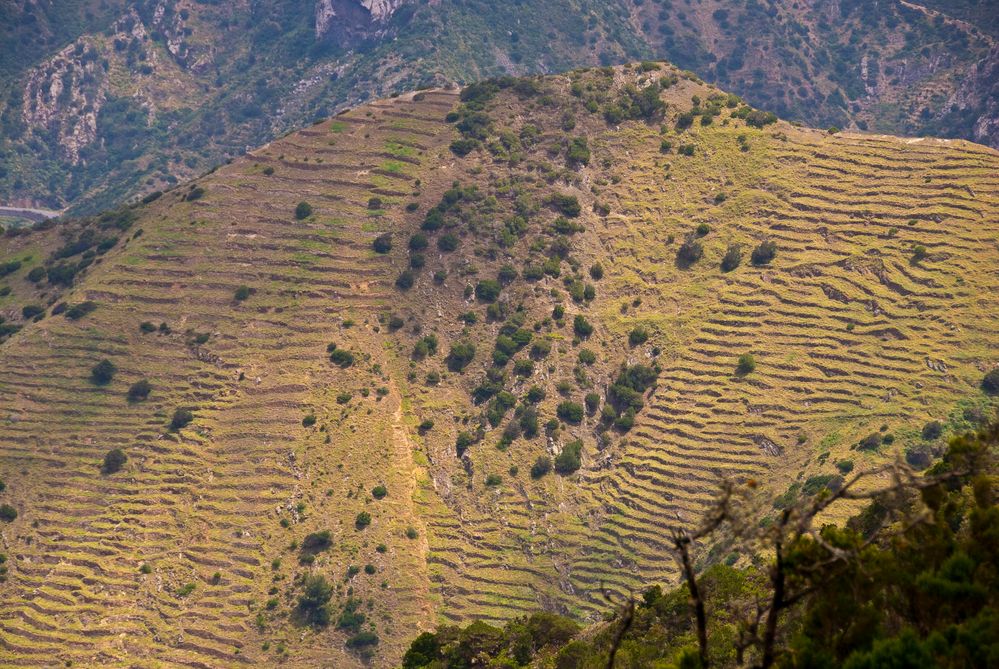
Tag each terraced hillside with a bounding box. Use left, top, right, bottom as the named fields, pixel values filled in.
left=0, top=65, right=997, bottom=667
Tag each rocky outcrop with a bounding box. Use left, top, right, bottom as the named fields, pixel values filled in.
left=962, top=45, right=999, bottom=148
left=315, top=0, right=411, bottom=45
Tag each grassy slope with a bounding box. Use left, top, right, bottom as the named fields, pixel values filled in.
left=0, top=65, right=997, bottom=667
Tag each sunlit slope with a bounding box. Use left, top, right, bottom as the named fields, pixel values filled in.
left=0, top=89, right=460, bottom=668
left=0, top=64, right=997, bottom=668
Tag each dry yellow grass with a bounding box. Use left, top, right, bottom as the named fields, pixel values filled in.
left=0, top=64, right=996, bottom=667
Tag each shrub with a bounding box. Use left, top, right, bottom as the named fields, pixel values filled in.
left=355, top=511, right=372, bottom=530
left=514, top=359, right=534, bottom=376
left=438, top=233, right=460, bottom=252
left=696, top=223, right=711, bottom=236
left=983, top=369, right=999, bottom=395
left=418, top=419, right=435, bottom=433
left=922, top=421, right=943, bottom=440
left=396, top=270, right=415, bottom=290
left=573, top=315, right=593, bottom=338
left=745, top=110, right=778, bottom=128
left=589, top=263, right=604, bottom=280
left=736, top=353, right=756, bottom=375
left=751, top=240, right=777, bottom=266
left=475, top=279, right=502, bottom=302
left=294, top=202, right=313, bottom=219
left=21, top=304, right=44, bottom=319
left=346, top=631, right=379, bottom=648
left=721, top=244, right=742, bottom=272
left=554, top=440, right=583, bottom=474
left=372, top=485, right=387, bottom=499
left=566, top=137, right=590, bottom=166
left=485, top=474, right=502, bottom=487
left=578, top=348, right=596, bottom=365
left=170, top=408, right=194, bottom=430
left=0, top=505, right=16, bottom=522
left=367, top=197, right=383, bottom=210
left=373, top=233, right=392, bottom=253
left=298, top=574, right=333, bottom=626
left=446, top=341, right=476, bottom=372
left=301, top=530, right=333, bottom=552
left=450, top=138, right=479, bottom=156
left=550, top=193, right=581, bottom=217
left=330, top=348, right=355, bottom=368
left=91, top=359, right=117, bottom=385
left=531, top=456, right=552, bottom=479
left=234, top=285, right=252, bottom=301
left=629, top=327, right=649, bottom=346
left=102, top=448, right=127, bottom=474
left=65, top=301, right=97, bottom=320
left=836, top=460, right=855, bottom=474
left=139, top=321, right=156, bottom=333
left=557, top=401, right=584, bottom=424
left=858, top=433, right=882, bottom=451
left=186, top=186, right=205, bottom=201
left=302, top=414, right=317, bottom=427
left=127, top=379, right=152, bottom=402
left=677, top=236, right=703, bottom=266
left=585, top=392, right=601, bottom=414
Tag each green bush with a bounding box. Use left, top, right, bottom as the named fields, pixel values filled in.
left=298, top=574, right=333, bottom=626
left=629, top=327, right=649, bottom=346
left=485, top=474, right=502, bottom=487
left=301, top=530, right=332, bottom=552
left=438, top=233, right=460, bottom=252
left=566, top=137, right=590, bottom=166
left=585, top=392, right=601, bottom=414
left=21, top=304, right=44, bottom=319
left=578, top=349, right=596, bottom=365
left=531, top=455, right=552, bottom=479
left=100, top=447, right=127, bottom=474
left=721, top=244, right=742, bottom=272
left=0, top=504, right=17, bottom=522
left=170, top=408, right=194, bottom=430
left=737, top=353, right=756, bottom=375
left=446, top=341, right=476, bottom=372
left=550, top=193, right=581, bottom=217
left=355, top=511, right=372, bottom=530
left=573, top=315, right=593, bottom=338
left=475, top=279, right=502, bottom=302
left=91, top=359, right=116, bottom=385
left=294, top=201, right=313, bottom=219
left=396, top=270, right=415, bottom=290
left=234, top=285, right=252, bottom=301
left=373, top=233, right=392, bottom=253
left=450, top=138, right=480, bottom=156
left=372, top=485, right=388, bottom=499
left=554, top=440, right=583, bottom=474
left=302, top=414, right=317, bottom=427
left=127, top=379, right=152, bottom=402
left=330, top=348, right=355, bottom=368
left=65, top=301, right=97, bottom=320
left=589, top=263, right=604, bottom=280
left=921, top=421, right=943, bottom=440
left=26, top=266, right=46, bottom=283
left=677, top=237, right=703, bottom=265
left=751, top=240, right=777, bottom=266
left=983, top=369, right=999, bottom=395
left=557, top=401, right=584, bottom=424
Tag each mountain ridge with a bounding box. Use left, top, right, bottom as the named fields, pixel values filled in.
left=1, top=0, right=996, bottom=213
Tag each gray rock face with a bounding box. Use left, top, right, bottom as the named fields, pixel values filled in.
left=315, top=0, right=411, bottom=43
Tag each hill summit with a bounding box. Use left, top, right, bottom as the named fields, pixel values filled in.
left=0, top=63, right=997, bottom=667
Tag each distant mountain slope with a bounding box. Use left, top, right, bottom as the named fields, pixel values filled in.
left=0, top=63, right=997, bottom=667
left=0, top=0, right=995, bottom=213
